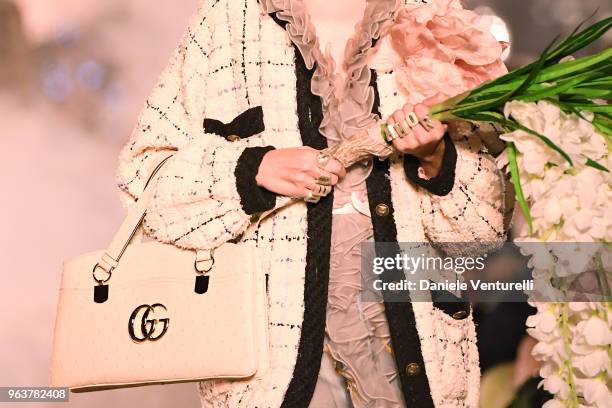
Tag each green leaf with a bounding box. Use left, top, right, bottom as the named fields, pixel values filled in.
left=462, top=50, right=612, bottom=105
left=462, top=37, right=560, bottom=110
left=592, top=121, right=612, bottom=139
left=512, top=122, right=574, bottom=166
left=456, top=111, right=575, bottom=167
left=562, top=88, right=612, bottom=99
left=508, top=37, right=560, bottom=99
left=463, top=18, right=612, bottom=100
left=586, top=158, right=610, bottom=172
left=518, top=70, right=609, bottom=102
left=547, top=16, right=612, bottom=61
left=559, top=103, right=612, bottom=113
left=507, top=143, right=533, bottom=236
left=546, top=100, right=612, bottom=140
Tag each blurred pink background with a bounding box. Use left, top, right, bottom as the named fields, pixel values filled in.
left=0, top=1, right=609, bottom=407
left=0, top=0, right=201, bottom=406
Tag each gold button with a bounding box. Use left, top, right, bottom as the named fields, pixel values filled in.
left=226, top=135, right=241, bottom=142
left=375, top=204, right=389, bottom=217
left=452, top=310, right=468, bottom=320
left=405, top=362, right=421, bottom=376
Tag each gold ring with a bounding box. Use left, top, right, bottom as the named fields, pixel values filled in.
left=316, top=174, right=332, bottom=186
left=393, top=122, right=408, bottom=138
left=314, top=184, right=332, bottom=197
left=405, top=112, right=420, bottom=128
left=418, top=115, right=436, bottom=131
left=385, top=124, right=400, bottom=142
left=316, top=152, right=331, bottom=169
left=400, top=119, right=415, bottom=135
left=305, top=191, right=320, bottom=203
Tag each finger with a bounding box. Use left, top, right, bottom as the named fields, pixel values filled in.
left=392, top=110, right=405, bottom=125
left=303, top=177, right=318, bottom=191
left=416, top=121, right=445, bottom=144
left=430, top=121, right=446, bottom=141
left=308, top=168, right=338, bottom=186
left=411, top=124, right=429, bottom=144
left=278, top=180, right=309, bottom=199
left=415, top=103, right=442, bottom=134
left=423, top=92, right=450, bottom=106
left=311, top=184, right=332, bottom=197
left=414, top=103, right=430, bottom=119
left=392, top=131, right=419, bottom=152
left=299, top=188, right=317, bottom=201
left=299, top=173, right=317, bottom=191
left=402, top=103, right=414, bottom=116
left=329, top=173, right=339, bottom=185
left=324, top=159, right=346, bottom=178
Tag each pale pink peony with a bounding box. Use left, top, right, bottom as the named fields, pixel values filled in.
left=368, top=0, right=507, bottom=103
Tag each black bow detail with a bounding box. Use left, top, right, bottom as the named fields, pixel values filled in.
left=203, top=106, right=265, bottom=139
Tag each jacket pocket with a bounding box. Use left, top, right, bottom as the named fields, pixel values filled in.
left=430, top=289, right=471, bottom=321
left=203, top=106, right=265, bottom=141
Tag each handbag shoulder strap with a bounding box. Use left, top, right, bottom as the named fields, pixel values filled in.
left=94, top=152, right=296, bottom=278
left=95, top=152, right=174, bottom=275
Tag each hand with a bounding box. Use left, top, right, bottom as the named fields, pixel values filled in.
left=386, top=95, right=448, bottom=178
left=256, top=147, right=346, bottom=198
left=512, top=335, right=541, bottom=388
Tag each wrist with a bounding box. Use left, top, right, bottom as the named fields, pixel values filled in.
left=255, top=150, right=272, bottom=187
left=418, top=139, right=446, bottom=178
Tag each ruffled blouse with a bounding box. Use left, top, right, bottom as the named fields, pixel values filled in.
left=260, top=1, right=406, bottom=407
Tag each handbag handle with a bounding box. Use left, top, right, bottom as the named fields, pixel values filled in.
left=92, top=152, right=174, bottom=287
left=91, top=150, right=294, bottom=303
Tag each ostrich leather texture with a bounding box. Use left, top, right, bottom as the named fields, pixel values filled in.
left=50, top=156, right=269, bottom=392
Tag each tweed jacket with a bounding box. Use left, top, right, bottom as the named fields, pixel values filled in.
left=116, top=0, right=509, bottom=406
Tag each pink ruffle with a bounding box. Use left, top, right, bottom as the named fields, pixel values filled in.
left=259, top=2, right=406, bottom=406
left=260, top=0, right=397, bottom=144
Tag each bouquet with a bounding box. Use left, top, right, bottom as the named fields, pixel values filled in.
left=321, top=1, right=611, bottom=407
left=324, top=0, right=611, bottom=236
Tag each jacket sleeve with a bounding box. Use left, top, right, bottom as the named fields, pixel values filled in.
left=116, top=0, right=288, bottom=250
left=411, top=121, right=511, bottom=255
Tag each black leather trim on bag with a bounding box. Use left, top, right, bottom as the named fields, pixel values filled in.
left=203, top=106, right=265, bottom=140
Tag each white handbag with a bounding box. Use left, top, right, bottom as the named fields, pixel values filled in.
left=50, top=153, right=269, bottom=392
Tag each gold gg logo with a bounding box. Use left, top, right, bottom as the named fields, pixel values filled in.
left=128, top=303, right=169, bottom=342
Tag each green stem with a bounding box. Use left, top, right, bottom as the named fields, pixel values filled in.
left=428, top=91, right=471, bottom=115
left=507, top=143, right=534, bottom=236
left=560, top=303, right=580, bottom=408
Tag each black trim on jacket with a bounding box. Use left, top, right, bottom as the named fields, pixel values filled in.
left=280, top=43, right=334, bottom=408
left=235, top=146, right=278, bottom=214
left=267, top=10, right=439, bottom=408
left=367, top=70, right=436, bottom=408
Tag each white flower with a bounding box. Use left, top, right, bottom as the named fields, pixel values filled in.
left=574, top=377, right=612, bottom=408
left=542, top=398, right=565, bottom=408
left=572, top=348, right=609, bottom=377
left=582, top=316, right=612, bottom=346
left=541, top=373, right=571, bottom=400
left=502, top=98, right=611, bottom=407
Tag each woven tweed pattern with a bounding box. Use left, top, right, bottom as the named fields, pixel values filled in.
left=376, top=67, right=505, bottom=407
left=115, top=0, right=507, bottom=406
